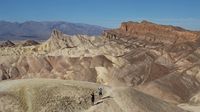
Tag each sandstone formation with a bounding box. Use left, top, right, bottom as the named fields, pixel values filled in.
left=104, top=20, right=199, bottom=45
left=0, top=55, right=113, bottom=83
left=38, top=29, right=98, bottom=52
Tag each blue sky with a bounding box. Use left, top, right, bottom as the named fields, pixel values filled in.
left=0, top=0, right=200, bottom=30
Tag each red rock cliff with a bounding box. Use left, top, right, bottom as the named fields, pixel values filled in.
left=104, top=21, right=200, bottom=44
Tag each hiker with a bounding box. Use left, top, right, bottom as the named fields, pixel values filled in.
left=91, top=92, right=95, bottom=105
left=98, top=87, right=103, bottom=96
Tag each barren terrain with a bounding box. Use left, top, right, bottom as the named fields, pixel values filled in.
left=1, top=21, right=200, bottom=111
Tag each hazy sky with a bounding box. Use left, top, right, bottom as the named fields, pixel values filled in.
left=0, top=0, right=200, bottom=30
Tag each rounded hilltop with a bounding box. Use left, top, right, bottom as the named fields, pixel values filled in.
left=0, top=79, right=187, bottom=112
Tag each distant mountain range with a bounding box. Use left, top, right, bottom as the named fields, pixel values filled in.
left=0, top=21, right=106, bottom=40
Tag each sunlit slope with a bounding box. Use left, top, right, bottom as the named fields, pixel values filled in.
left=0, top=79, right=187, bottom=112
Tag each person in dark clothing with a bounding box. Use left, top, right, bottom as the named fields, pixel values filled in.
left=91, top=92, right=95, bottom=105
left=98, top=87, right=103, bottom=96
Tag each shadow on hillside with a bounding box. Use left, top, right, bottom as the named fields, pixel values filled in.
left=102, top=96, right=113, bottom=100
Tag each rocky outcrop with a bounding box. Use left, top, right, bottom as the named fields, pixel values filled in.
left=0, top=40, right=15, bottom=47
left=104, top=21, right=200, bottom=45
left=38, top=29, right=75, bottom=51
left=21, top=40, right=39, bottom=46
left=38, top=29, right=99, bottom=52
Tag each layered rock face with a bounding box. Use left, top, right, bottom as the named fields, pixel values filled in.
left=0, top=29, right=127, bottom=84
left=38, top=29, right=98, bottom=52
left=104, top=21, right=199, bottom=45
left=103, top=21, right=200, bottom=112
left=0, top=55, right=113, bottom=83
